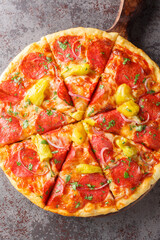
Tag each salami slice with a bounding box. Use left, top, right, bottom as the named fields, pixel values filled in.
left=53, top=36, right=81, bottom=62
left=90, top=134, right=113, bottom=166
left=42, top=178, right=55, bottom=204
left=10, top=148, right=40, bottom=178
left=35, top=110, right=66, bottom=134
left=0, top=78, right=26, bottom=103
left=111, top=158, right=142, bottom=188
left=139, top=94, right=160, bottom=121
left=47, top=177, right=65, bottom=206
left=90, top=83, right=105, bottom=105
left=78, top=173, right=109, bottom=203
left=57, top=80, right=73, bottom=105
left=87, top=39, right=112, bottom=73
left=0, top=113, right=22, bottom=145
left=134, top=123, right=160, bottom=151
left=20, top=52, right=50, bottom=79
left=116, top=61, right=146, bottom=88
left=92, top=110, right=125, bottom=134
left=50, top=148, right=69, bottom=171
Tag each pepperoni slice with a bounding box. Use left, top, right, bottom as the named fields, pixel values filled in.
left=93, top=110, right=125, bottom=134
left=57, top=80, right=73, bottom=105
left=47, top=177, right=65, bottom=207
left=50, top=147, right=69, bottom=171
left=0, top=78, right=26, bottom=103
left=35, top=110, right=66, bottom=134
left=111, top=158, right=142, bottom=188
left=78, top=173, right=109, bottom=203
left=53, top=36, right=81, bottom=62
left=90, top=134, right=113, bottom=166
left=0, top=113, right=22, bottom=145
left=116, top=61, right=145, bottom=88
left=87, top=39, right=112, bottom=73
left=20, top=52, right=50, bottom=79
left=10, top=148, right=40, bottom=178
left=139, top=94, right=160, bottom=121
left=90, top=83, right=105, bottom=105
left=42, top=178, right=55, bottom=204
left=134, top=123, right=160, bottom=151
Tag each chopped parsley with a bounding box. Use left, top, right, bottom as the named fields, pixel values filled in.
left=106, top=120, right=115, bottom=130
left=107, top=179, right=112, bottom=184
left=147, top=90, right=155, bottom=94
left=75, top=202, right=80, bottom=208
left=85, top=195, right=93, bottom=201
left=16, top=162, right=21, bottom=166
left=28, top=163, right=33, bottom=171
left=88, top=107, right=94, bottom=117
left=52, top=150, right=59, bottom=154
left=123, top=58, right=130, bottom=65
left=58, top=41, right=67, bottom=51
left=65, top=175, right=71, bottom=182
left=136, top=125, right=146, bottom=132
left=86, top=184, right=95, bottom=189
left=124, top=171, right=129, bottom=179
left=99, top=85, right=104, bottom=89
left=134, top=74, right=140, bottom=85
left=46, top=109, right=54, bottom=116
left=70, top=182, right=79, bottom=190
left=23, top=120, right=29, bottom=129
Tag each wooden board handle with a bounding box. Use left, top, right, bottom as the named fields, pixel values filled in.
left=107, top=0, right=144, bottom=38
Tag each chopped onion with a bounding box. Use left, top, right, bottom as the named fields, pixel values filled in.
left=100, top=147, right=110, bottom=165
left=120, top=114, right=134, bottom=123
left=72, top=40, right=81, bottom=58
left=140, top=112, right=150, bottom=125
left=144, top=78, right=154, bottom=92
left=46, top=137, right=66, bottom=149
left=68, top=91, right=90, bottom=101
left=121, top=113, right=150, bottom=125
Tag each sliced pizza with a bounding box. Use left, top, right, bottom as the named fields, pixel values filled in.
left=45, top=122, right=117, bottom=216
left=85, top=125, right=160, bottom=210
left=0, top=124, right=73, bottom=208
left=86, top=35, right=160, bottom=117
left=46, top=28, right=118, bottom=116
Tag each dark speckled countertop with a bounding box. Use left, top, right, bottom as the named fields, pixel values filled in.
left=0, top=0, right=160, bottom=239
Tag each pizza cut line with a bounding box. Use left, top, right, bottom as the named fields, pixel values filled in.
left=0, top=27, right=160, bottom=217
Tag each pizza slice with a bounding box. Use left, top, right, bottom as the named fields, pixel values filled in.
left=45, top=122, right=117, bottom=216
left=0, top=37, right=78, bottom=146
left=0, top=125, right=73, bottom=209
left=85, top=89, right=160, bottom=151
left=86, top=35, right=160, bottom=117
left=85, top=125, right=160, bottom=210
left=46, top=28, right=118, bottom=117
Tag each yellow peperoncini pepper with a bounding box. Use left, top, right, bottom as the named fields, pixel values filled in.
left=117, top=100, right=139, bottom=117
left=61, top=63, right=91, bottom=78
left=115, top=137, right=137, bottom=157
left=31, top=134, right=52, bottom=162
left=71, top=122, right=87, bottom=145
left=24, top=78, right=49, bottom=106
left=115, top=84, right=134, bottom=105
left=76, top=164, right=102, bottom=174
left=70, top=110, right=84, bottom=121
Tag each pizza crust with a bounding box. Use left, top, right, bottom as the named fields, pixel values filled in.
left=45, top=27, right=118, bottom=46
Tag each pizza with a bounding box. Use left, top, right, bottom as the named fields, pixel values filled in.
left=0, top=27, right=160, bottom=217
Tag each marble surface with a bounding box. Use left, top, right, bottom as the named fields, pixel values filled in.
left=0, top=0, right=160, bottom=239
